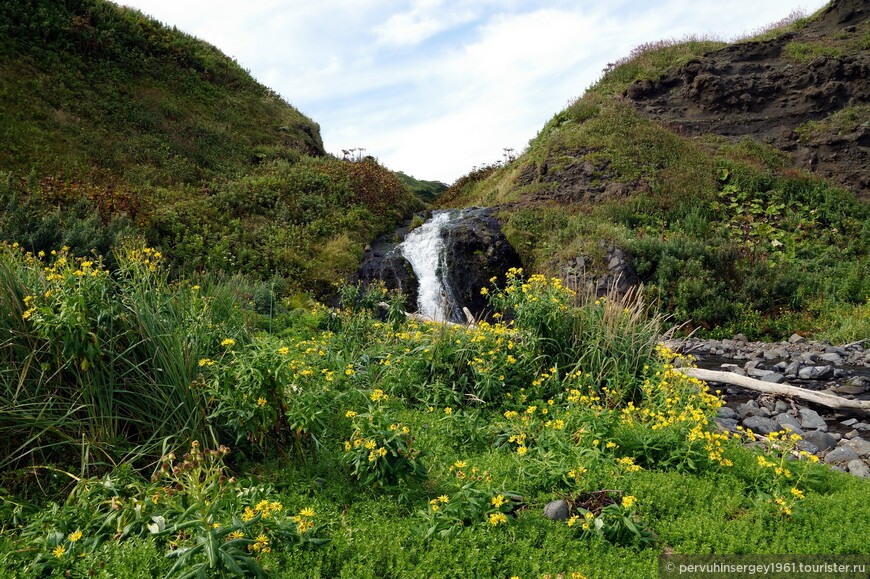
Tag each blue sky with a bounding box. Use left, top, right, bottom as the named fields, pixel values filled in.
left=120, top=0, right=828, bottom=183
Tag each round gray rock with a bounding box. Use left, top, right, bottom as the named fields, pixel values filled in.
left=824, top=445, right=860, bottom=465
left=742, top=416, right=781, bottom=435
left=543, top=499, right=569, bottom=521
left=847, top=460, right=870, bottom=478
left=802, top=430, right=837, bottom=452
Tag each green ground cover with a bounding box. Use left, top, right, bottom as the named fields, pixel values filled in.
left=1, top=246, right=867, bottom=578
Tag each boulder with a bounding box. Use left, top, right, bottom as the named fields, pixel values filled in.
left=847, top=459, right=870, bottom=478
left=742, top=416, right=781, bottom=435
left=774, top=413, right=804, bottom=434
left=798, top=408, right=828, bottom=431
left=442, top=208, right=522, bottom=318
left=802, top=430, right=837, bottom=452
left=824, top=445, right=860, bottom=465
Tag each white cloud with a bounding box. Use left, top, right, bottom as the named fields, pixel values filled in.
left=120, top=0, right=829, bottom=183
left=373, top=0, right=479, bottom=47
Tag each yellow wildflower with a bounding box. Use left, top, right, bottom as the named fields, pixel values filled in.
left=221, top=338, right=236, bottom=347
left=622, top=495, right=637, bottom=509
left=68, top=529, right=82, bottom=542
left=52, top=545, right=66, bottom=558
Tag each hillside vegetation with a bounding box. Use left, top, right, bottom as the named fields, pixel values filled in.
left=0, top=0, right=422, bottom=293
left=440, top=1, right=870, bottom=340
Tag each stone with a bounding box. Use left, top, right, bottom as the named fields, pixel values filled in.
left=816, top=366, right=835, bottom=380
left=802, top=430, right=837, bottom=452
left=841, top=418, right=858, bottom=427
left=721, top=364, right=746, bottom=376
left=543, top=499, right=569, bottom=521
left=742, top=416, right=781, bottom=435
left=798, top=408, right=828, bottom=431
left=716, top=418, right=739, bottom=433
left=797, top=441, right=819, bottom=455
left=832, top=384, right=865, bottom=396
left=788, top=333, right=806, bottom=344
left=847, top=459, right=870, bottom=478
left=845, top=430, right=860, bottom=440
left=761, top=373, right=786, bottom=384
left=773, top=400, right=790, bottom=414
left=824, top=445, right=860, bottom=465
left=759, top=397, right=777, bottom=411
left=818, top=352, right=843, bottom=365
left=744, top=360, right=762, bottom=372
left=737, top=402, right=765, bottom=419
left=733, top=334, right=749, bottom=342
left=845, top=437, right=870, bottom=458
left=854, top=422, right=870, bottom=431
left=784, top=361, right=801, bottom=377
left=774, top=413, right=804, bottom=434
left=717, top=406, right=738, bottom=420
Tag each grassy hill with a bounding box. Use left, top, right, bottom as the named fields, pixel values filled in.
left=440, top=1, right=870, bottom=340
left=0, top=0, right=422, bottom=294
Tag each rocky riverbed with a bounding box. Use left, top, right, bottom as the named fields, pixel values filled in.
left=665, top=334, right=870, bottom=478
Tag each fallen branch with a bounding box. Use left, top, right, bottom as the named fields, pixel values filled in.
left=679, top=367, right=870, bottom=413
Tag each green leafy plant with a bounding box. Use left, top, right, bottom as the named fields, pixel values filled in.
left=342, top=389, right=426, bottom=496
left=418, top=460, right=520, bottom=540
left=565, top=491, right=657, bottom=549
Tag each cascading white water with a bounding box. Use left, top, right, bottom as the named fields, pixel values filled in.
left=399, top=211, right=460, bottom=322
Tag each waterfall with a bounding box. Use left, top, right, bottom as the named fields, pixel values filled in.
left=399, top=210, right=462, bottom=322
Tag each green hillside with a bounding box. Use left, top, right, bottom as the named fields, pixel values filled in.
left=440, top=3, right=870, bottom=340
left=0, top=0, right=422, bottom=293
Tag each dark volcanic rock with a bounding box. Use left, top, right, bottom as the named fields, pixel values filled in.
left=357, top=238, right=419, bottom=311
left=442, top=208, right=523, bottom=318
left=624, top=0, right=870, bottom=198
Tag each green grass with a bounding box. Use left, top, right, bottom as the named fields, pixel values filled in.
left=1, top=256, right=868, bottom=577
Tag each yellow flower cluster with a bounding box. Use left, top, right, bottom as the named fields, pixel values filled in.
left=293, top=507, right=316, bottom=534
left=248, top=534, right=270, bottom=553
left=616, top=456, right=642, bottom=472
left=370, top=389, right=388, bottom=402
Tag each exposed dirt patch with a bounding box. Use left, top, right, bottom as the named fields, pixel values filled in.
left=625, top=0, right=870, bottom=198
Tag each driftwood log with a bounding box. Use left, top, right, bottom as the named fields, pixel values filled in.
left=680, top=367, right=870, bottom=413
left=379, top=304, right=477, bottom=328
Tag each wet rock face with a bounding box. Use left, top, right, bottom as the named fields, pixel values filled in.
left=442, top=208, right=523, bottom=318
left=624, top=0, right=870, bottom=198
left=356, top=219, right=420, bottom=311
left=357, top=246, right=419, bottom=310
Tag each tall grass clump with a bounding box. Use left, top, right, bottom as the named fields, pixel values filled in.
left=0, top=241, right=243, bottom=474
left=487, top=268, right=662, bottom=404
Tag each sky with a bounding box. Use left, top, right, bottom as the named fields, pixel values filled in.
left=119, top=0, right=828, bottom=183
